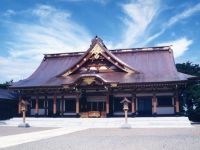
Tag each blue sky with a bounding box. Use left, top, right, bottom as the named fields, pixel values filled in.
left=0, top=0, right=200, bottom=83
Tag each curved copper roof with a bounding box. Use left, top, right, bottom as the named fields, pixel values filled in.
left=11, top=37, right=194, bottom=88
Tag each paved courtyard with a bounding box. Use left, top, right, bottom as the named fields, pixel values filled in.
left=0, top=126, right=55, bottom=137
left=0, top=125, right=200, bottom=150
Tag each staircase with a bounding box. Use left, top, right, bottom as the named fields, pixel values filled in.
left=2, top=117, right=192, bottom=128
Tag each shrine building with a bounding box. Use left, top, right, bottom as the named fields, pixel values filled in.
left=11, top=36, right=195, bottom=117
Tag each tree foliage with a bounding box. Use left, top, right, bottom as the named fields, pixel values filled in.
left=0, top=80, right=13, bottom=89
left=176, top=62, right=200, bottom=76
left=176, top=62, right=200, bottom=121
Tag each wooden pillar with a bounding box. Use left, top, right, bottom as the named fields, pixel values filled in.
left=135, top=97, right=138, bottom=114
left=18, top=96, right=22, bottom=114
left=152, top=94, right=157, bottom=115
left=44, top=96, right=48, bottom=116
left=131, top=95, right=136, bottom=114
left=61, top=95, right=64, bottom=116
left=76, top=95, right=80, bottom=114
left=175, top=92, right=180, bottom=114
left=35, top=96, right=39, bottom=115
left=106, top=94, right=109, bottom=115
left=53, top=95, right=57, bottom=115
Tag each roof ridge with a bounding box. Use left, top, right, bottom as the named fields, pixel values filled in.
left=44, top=46, right=171, bottom=58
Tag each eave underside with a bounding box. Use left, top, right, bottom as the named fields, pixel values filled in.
left=11, top=80, right=189, bottom=96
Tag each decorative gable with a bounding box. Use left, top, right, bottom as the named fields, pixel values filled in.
left=90, top=44, right=103, bottom=59
left=60, top=36, right=138, bottom=77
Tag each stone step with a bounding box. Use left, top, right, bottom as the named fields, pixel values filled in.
left=3, top=117, right=192, bottom=128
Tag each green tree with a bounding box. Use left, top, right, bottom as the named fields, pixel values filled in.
left=0, top=80, right=13, bottom=89
left=176, top=62, right=200, bottom=121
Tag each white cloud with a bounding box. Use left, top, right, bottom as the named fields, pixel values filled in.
left=115, top=0, right=160, bottom=48
left=0, top=5, right=91, bottom=82
left=32, top=5, right=70, bottom=18
left=3, top=9, right=16, bottom=17
left=146, top=3, right=200, bottom=44
left=167, top=3, right=200, bottom=27
left=58, top=0, right=109, bottom=5
left=157, top=37, right=192, bottom=58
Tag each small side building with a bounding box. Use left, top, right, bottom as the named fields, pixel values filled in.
left=0, top=89, right=18, bottom=120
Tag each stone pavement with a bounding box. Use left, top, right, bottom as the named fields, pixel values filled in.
left=0, top=127, right=88, bottom=149
left=0, top=126, right=54, bottom=137
left=1, top=127, right=200, bottom=150
left=0, top=117, right=193, bottom=149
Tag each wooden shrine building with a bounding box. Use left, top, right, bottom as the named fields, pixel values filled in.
left=11, top=36, right=196, bottom=117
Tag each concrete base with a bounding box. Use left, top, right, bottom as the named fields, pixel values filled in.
left=121, top=123, right=131, bottom=129
left=18, top=123, right=30, bottom=128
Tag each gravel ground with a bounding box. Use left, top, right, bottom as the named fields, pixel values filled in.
left=2, top=126, right=200, bottom=150
left=0, top=126, right=55, bottom=137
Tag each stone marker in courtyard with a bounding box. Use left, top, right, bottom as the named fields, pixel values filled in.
left=121, top=97, right=131, bottom=129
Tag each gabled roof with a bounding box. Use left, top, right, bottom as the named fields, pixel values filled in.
left=59, top=36, right=138, bottom=77
left=11, top=37, right=195, bottom=88
left=0, top=89, right=17, bottom=100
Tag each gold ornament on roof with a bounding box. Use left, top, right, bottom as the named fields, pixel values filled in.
left=83, top=77, right=95, bottom=85
left=64, top=70, right=72, bottom=76
left=91, top=44, right=103, bottom=59
left=111, top=83, right=118, bottom=87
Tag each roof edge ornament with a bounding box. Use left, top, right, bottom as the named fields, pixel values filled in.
left=91, top=36, right=103, bottom=45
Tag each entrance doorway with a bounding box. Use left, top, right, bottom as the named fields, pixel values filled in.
left=85, top=96, right=106, bottom=117
left=87, top=102, right=106, bottom=111
left=137, top=97, right=152, bottom=116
